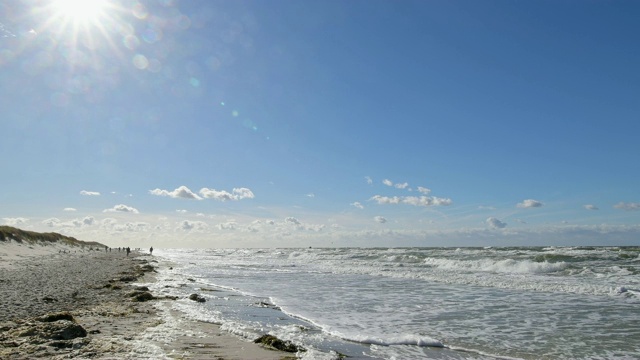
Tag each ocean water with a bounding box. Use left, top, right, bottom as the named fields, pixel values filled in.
left=149, top=247, right=640, bottom=359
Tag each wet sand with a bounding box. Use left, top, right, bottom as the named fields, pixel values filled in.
left=0, top=244, right=290, bottom=359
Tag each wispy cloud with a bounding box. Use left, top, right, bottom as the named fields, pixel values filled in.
left=417, top=187, right=431, bottom=195
left=374, top=216, right=387, bottom=223
left=351, top=202, right=364, bottom=209
left=486, top=217, right=507, bottom=229
left=63, top=208, right=77, bottom=212
left=103, top=204, right=139, bottom=214
left=613, top=202, right=640, bottom=211
left=370, top=195, right=452, bottom=207
left=394, top=182, right=409, bottom=189
left=42, top=216, right=95, bottom=228
left=382, top=179, right=393, bottom=187
left=584, top=204, right=599, bottom=210
left=80, top=190, right=100, bottom=196
left=150, top=186, right=202, bottom=200
left=365, top=176, right=373, bottom=185
left=517, top=199, right=543, bottom=208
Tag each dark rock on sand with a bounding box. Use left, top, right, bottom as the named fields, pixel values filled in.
left=38, top=312, right=74, bottom=323
left=42, top=296, right=57, bottom=303
left=119, top=274, right=137, bottom=282
left=129, top=291, right=154, bottom=302
left=254, top=334, right=305, bottom=353
left=188, top=294, right=206, bottom=303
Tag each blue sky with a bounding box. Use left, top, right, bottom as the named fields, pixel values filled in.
left=1, top=0, right=639, bottom=248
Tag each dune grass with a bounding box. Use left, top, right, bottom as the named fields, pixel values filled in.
left=0, top=226, right=105, bottom=248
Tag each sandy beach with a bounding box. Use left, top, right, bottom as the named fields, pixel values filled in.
left=0, top=238, right=291, bottom=359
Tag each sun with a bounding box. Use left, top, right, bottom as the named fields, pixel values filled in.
left=53, top=0, right=109, bottom=23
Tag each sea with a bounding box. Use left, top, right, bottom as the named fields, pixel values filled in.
left=147, top=247, right=640, bottom=359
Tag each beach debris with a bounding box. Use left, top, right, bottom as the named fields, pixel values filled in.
left=254, top=334, right=305, bottom=353
left=255, top=301, right=281, bottom=310
left=188, top=293, right=206, bottom=302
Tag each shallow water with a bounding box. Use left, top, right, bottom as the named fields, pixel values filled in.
left=151, top=247, right=640, bottom=359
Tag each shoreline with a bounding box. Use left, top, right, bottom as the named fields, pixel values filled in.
left=0, top=246, right=292, bottom=359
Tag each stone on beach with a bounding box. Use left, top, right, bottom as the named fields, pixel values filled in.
left=188, top=293, right=206, bottom=302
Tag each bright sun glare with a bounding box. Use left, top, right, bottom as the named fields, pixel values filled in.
left=53, top=0, right=108, bottom=22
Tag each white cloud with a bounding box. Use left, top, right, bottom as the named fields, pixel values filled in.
left=2, top=217, right=29, bottom=226
left=306, top=193, right=315, bottom=198
left=115, top=222, right=149, bottom=232
left=370, top=195, right=452, bottom=207
left=613, top=202, right=640, bottom=211
left=374, top=216, right=387, bottom=223
left=103, top=204, right=139, bottom=214
left=80, top=190, right=100, bottom=196
left=382, top=179, right=393, bottom=187
left=217, top=221, right=237, bottom=230
left=486, top=217, right=507, bottom=229
left=517, top=199, right=543, bottom=208
left=351, top=202, right=364, bottom=209
left=394, top=182, right=409, bottom=189
left=232, top=187, right=255, bottom=199
left=42, top=218, right=60, bottom=227
left=371, top=195, right=401, bottom=204
left=199, top=187, right=255, bottom=201
left=417, top=187, right=431, bottom=195
left=63, top=208, right=77, bottom=212
left=285, top=217, right=301, bottom=225
left=149, top=185, right=202, bottom=200
left=199, top=188, right=234, bottom=201
left=177, top=220, right=209, bottom=231
left=176, top=209, right=188, bottom=213
left=584, top=204, right=599, bottom=210
left=365, top=176, right=373, bottom=185
left=305, top=224, right=325, bottom=232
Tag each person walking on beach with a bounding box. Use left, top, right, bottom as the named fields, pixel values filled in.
left=149, top=246, right=153, bottom=255
left=126, top=247, right=130, bottom=256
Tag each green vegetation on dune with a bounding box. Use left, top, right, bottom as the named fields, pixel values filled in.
left=0, top=226, right=106, bottom=248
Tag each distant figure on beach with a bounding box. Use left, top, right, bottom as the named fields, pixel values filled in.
left=149, top=247, right=153, bottom=255
left=126, top=247, right=130, bottom=256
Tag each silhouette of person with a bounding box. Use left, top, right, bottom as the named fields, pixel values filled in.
left=150, top=246, right=153, bottom=255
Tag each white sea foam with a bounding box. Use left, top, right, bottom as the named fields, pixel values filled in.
left=422, top=257, right=567, bottom=274
left=154, top=247, right=640, bottom=360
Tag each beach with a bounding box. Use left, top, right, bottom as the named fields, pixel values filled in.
left=0, top=241, right=291, bottom=359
